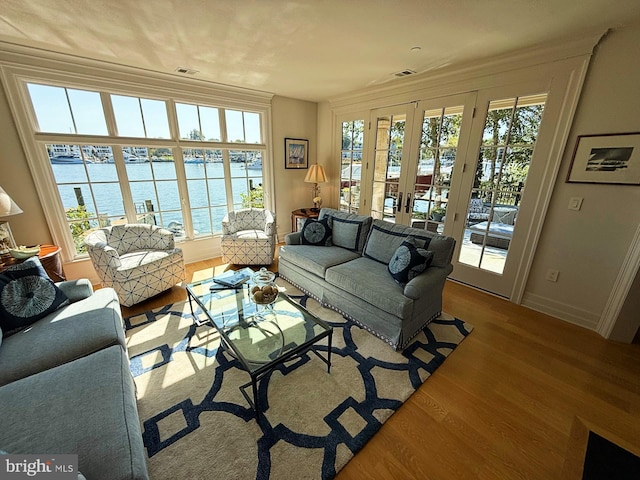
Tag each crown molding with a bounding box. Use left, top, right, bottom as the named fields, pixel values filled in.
left=0, top=40, right=274, bottom=107
left=329, top=28, right=608, bottom=109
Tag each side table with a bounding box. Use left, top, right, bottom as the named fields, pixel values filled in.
left=0, top=245, right=66, bottom=281
left=291, top=208, right=319, bottom=232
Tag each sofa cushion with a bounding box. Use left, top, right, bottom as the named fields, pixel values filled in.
left=388, top=236, right=434, bottom=285
left=300, top=218, right=332, bottom=246
left=0, top=346, right=149, bottom=480
left=364, top=220, right=455, bottom=268
left=326, top=257, right=413, bottom=319
left=0, top=287, right=125, bottom=387
left=320, top=209, right=373, bottom=253
left=279, top=244, right=360, bottom=278
left=0, top=257, right=69, bottom=335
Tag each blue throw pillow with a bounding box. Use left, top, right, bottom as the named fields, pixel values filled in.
left=300, top=218, right=332, bottom=246
left=387, top=236, right=434, bottom=285
left=0, top=257, right=69, bottom=335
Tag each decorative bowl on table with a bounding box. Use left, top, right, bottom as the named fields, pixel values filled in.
left=250, top=267, right=279, bottom=304
left=249, top=283, right=279, bottom=305
left=9, top=245, right=40, bottom=259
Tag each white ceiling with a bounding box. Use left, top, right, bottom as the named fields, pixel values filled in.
left=1, top=0, right=640, bottom=102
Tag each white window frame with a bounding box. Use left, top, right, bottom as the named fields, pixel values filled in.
left=0, top=53, right=274, bottom=263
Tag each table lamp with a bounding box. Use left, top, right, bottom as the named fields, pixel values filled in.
left=0, top=186, right=23, bottom=256
left=304, top=164, right=327, bottom=211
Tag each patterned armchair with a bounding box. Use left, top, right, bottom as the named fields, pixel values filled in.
left=84, top=224, right=185, bottom=307
left=221, top=209, right=276, bottom=266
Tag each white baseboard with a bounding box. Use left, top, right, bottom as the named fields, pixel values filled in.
left=521, top=292, right=600, bottom=330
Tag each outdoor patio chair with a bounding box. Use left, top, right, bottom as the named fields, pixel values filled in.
left=467, top=198, right=490, bottom=225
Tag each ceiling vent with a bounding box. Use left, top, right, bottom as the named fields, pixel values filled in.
left=175, top=67, right=199, bottom=75
left=393, top=69, right=416, bottom=77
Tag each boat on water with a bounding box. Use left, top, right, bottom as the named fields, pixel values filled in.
left=50, top=154, right=85, bottom=164
left=166, top=221, right=198, bottom=237
left=247, top=159, right=262, bottom=170
left=184, top=157, right=205, bottom=164
left=125, top=155, right=146, bottom=163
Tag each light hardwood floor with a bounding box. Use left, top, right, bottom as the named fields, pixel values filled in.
left=121, top=257, right=640, bottom=480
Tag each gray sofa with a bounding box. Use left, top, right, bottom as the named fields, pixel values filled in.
left=278, top=208, right=455, bottom=350
left=0, top=280, right=149, bottom=480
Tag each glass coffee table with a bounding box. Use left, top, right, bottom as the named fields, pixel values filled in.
left=186, top=276, right=332, bottom=416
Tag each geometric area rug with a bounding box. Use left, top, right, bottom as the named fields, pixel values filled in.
left=124, top=277, right=473, bottom=480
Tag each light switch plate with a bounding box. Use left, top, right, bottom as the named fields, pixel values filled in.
left=568, top=197, right=583, bottom=211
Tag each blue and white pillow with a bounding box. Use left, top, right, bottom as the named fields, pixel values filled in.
left=0, top=257, right=69, bottom=335
left=300, top=218, right=333, bottom=246
left=387, top=236, right=434, bottom=285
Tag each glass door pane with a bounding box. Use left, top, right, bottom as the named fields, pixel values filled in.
left=340, top=119, right=364, bottom=213
left=458, top=94, right=546, bottom=274
left=410, top=106, right=463, bottom=233
left=370, top=113, right=406, bottom=222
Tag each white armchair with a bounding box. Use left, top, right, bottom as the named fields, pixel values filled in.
left=221, top=209, right=276, bottom=266
left=84, top=224, right=185, bottom=307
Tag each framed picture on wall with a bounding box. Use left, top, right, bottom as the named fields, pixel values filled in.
left=284, top=138, right=309, bottom=169
left=567, top=132, right=640, bottom=185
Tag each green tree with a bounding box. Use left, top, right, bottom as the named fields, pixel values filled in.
left=66, top=205, right=93, bottom=253
left=476, top=103, right=544, bottom=204
left=421, top=112, right=461, bottom=208
left=240, top=185, right=264, bottom=208
left=189, top=129, right=204, bottom=140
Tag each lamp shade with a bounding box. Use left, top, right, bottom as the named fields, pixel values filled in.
left=304, top=164, right=327, bottom=184
left=0, top=187, right=23, bottom=218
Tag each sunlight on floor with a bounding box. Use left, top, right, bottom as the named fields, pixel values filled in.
left=458, top=229, right=508, bottom=274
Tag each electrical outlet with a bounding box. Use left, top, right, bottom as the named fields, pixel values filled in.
left=545, top=269, right=559, bottom=282
left=568, top=197, right=583, bottom=211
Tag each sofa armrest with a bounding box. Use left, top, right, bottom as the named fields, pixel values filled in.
left=264, top=211, right=276, bottom=236
left=222, top=213, right=234, bottom=235
left=88, top=244, right=122, bottom=268
left=403, top=264, right=453, bottom=300
left=156, top=228, right=176, bottom=248
left=55, top=279, right=94, bottom=302
left=285, top=232, right=301, bottom=245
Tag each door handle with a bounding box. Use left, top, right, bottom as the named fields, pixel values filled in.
left=405, top=192, right=412, bottom=214
left=396, top=192, right=403, bottom=215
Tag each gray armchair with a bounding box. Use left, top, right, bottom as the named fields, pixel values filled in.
left=221, top=208, right=276, bottom=265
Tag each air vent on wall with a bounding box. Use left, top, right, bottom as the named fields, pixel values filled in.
left=393, top=69, right=416, bottom=77
left=175, top=67, right=199, bottom=75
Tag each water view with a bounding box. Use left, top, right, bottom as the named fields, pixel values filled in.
left=53, top=160, right=263, bottom=239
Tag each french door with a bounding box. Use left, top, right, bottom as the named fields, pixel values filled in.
left=448, top=83, right=551, bottom=297
left=365, top=86, right=553, bottom=298
left=368, top=105, right=415, bottom=223
left=367, top=94, right=476, bottom=227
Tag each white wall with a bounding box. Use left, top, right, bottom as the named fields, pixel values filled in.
left=0, top=81, right=52, bottom=246
left=271, top=96, right=318, bottom=235
left=523, top=24, right=640, bottom=332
